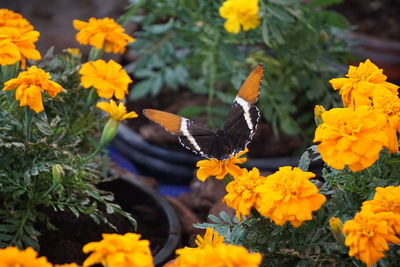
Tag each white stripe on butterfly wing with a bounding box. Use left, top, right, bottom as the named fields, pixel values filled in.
left=235, top=96, right=254, bottom=132
left=180, top=118, right=204, bottom=156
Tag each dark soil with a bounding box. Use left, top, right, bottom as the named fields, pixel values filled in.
left=332, top=0, right=400, bottom=40
left=38, top=179, right=169, bottom=265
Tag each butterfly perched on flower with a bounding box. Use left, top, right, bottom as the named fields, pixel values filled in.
left=144, top=64, right=264, bottom=160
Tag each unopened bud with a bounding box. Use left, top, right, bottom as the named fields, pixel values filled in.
left=329, top=217, right=345, bottom=245
left=52, top=164, right=64, bottom=183
left=100, top=119, right=119, bottom=146
left=314, top=105, right=326, bottom=126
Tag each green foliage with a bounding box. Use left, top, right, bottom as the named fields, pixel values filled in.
left=122, top=0, right=350, bottom=137
left=0, top=50, right=135, bottom=249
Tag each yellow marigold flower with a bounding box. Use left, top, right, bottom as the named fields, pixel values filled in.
left=196, top=148, right=248, bottom=181
left=0, top=9, right=34, bottom=33
left=224, top=167, right=266, bottom=220
left=79, top=59, right=132, bottom=99
left=97, top=100, right=137, bottom=146
left=219, top=0, right=260, bottom=34
left=167, top=243, right=262, bottom=267
left=82, top=233, right=154, bottom=267
left=0, top=27, right=41, bottom=68
left=55, top=264, right=81, bottom=267
left=343, top=207, right=400, bottom=267
left=96, top=100, right=138, bottom=121
left=329, top=59, right=399, bottom=107
left=195, top=228, right=224, bottom=248
left=0, top=247, right=52, bottom=267
left=255, top=166, right=326, bottom=227
left=373, top=87, right=400, bottom=132
left=2, top=65, right=63, bottom=113
left=313, top=106, right=392, bottom=172
left=73, top=17, right=134, bottom=54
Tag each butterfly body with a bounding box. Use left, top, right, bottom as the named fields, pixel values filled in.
left=144, top=65, right=264, bottom=160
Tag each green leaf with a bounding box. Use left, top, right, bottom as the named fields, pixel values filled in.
left=178, top=106, right=206, bottom=118
left=318, top=10, right=350, bottom=28
left=307, top=0, right=342, bottom=8
left=129, top=79, right=152, bottom=100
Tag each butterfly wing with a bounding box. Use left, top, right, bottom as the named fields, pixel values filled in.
left=143, top=109, right=222, bottom=158
left=222, top=64, right=263, bottom=155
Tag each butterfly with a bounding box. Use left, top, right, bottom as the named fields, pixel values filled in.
left=143, top=64, right=264, bottom=160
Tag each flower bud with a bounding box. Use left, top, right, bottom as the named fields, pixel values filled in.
left=329, top=217, right=345, bottom=245
left=314, top=105, right=326, bottom=126
left=100, top=119, right=120, bottom=146
left=52, top=164, right=64, bottom=183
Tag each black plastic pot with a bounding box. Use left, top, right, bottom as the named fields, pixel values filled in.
left=101, top=175, right=181, bottom=267
left=113, top=123, right=324, bottom=184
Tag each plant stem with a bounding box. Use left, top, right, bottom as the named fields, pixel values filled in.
left=206, top=32, right=220, bottom=127
left=88, top=47, right=104, bottom=61
left=23, top=107, right=34, bottom=141
left=84, top=88, right=99, bottom=111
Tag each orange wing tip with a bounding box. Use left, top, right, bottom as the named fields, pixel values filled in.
left=143, top=109, right=182, bottom=134
left=237, top=64, right=264, bottom=104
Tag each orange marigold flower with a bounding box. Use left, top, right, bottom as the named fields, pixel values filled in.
left=194, top=228, right=224, bottom=248
left=167, top=243, right=262, bottom=267
left=313, top=106, right=392, bottom=172
left=219, top=0, right=260, bottom=34
left=55, top=264, right=81, bottom=267
left=0, top=9, right=34, bottom=33
left=224, top=167, right=267, bottom=220
left=362, top=186, right=400, bottom=234
left=79, top=59, right=132, bottom=99
left=2, top=65, right=62, bottom=113
left=343, top=207, right=400, bottom=267
left=255, top=166, right=326, bottom=227
left=73, top=17, right=134, bottom=54
left=329, top=59, right=399, bottom=107
left=0, top=247, right=52, bottom=267
left=96, top=100, right=138, bottom=122
left=196, top=148, right=248, bottom=181
left=0, top=27, right=41, bottom=68
left=82, top=233, right=154, bottom=267
left=373, top=87, right=400, bottom=132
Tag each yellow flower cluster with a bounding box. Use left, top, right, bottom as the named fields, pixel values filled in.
left=0, top=9, right=41, bottom=68
left=83, top=233, right=154, bottom=267
left=255, top=166, right=326, bottom=227
left=219, top=0, right=260, bottom=34
left=0, top=9, right=33, bottom=33
left=224, top=167, right=266, bottom=220
left=343, top=186, right=400, bottom=266
left=314, top=59, right=400, bottom=172
left=313, top=106, right=392, bottom=171
left=196, top=148, right=248, bottom=181
left=196, top=151, right=326, bottom=227
left=0, top=247, right=52, bottom=267
left=73, top=17, right=135, bottom=54
left=79, top=59, right=132, bottom=100
left=330, top=59, right=398, bottom=108
left=166, top=228, right=262, bottom=267
left=96, top=100, right=138, bottom=122
left=2, top=65, right=63, bottom=113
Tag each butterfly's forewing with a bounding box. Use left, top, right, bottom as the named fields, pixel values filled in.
left=143, top=109, right=221, bottom=158
left=222, top=64, right=263, bottom=155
